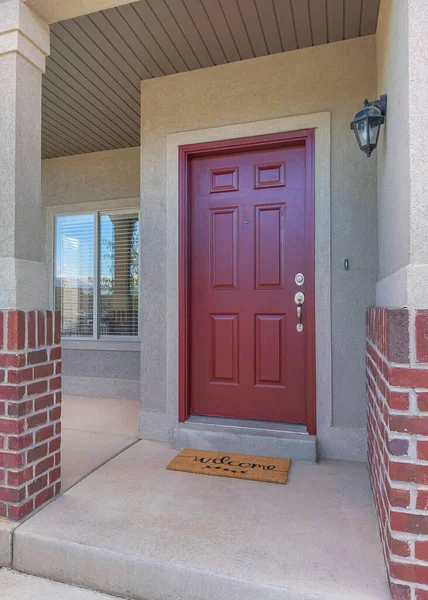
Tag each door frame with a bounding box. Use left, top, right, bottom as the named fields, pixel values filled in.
left=178, top=129, right=316, bottom=434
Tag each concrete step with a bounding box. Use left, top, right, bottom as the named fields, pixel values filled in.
left=13, top=441, right=389, bottom=600
left=174, top=416, right=317, bottom=461
left=1, top=569, right=126, bottom=600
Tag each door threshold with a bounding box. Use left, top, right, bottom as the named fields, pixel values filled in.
left=174, top=417, right=317, bottom=462
left=187, top=415, right=308, bottom=435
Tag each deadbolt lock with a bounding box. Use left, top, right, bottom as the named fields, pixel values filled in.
left=295, top=273, right=304, bottom=286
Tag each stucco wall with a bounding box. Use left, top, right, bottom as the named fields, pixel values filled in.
left=61, top=348, right=140, bottom=400
left=42, top=147, right=140, bottom=206
left=42, top=147, right=140, bottom=399
left=140, top=35, right=378, bottom=454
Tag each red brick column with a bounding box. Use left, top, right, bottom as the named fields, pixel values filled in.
left=0, top=310, right=62, bottom=520
left=367, top=307, right=428, bottom=600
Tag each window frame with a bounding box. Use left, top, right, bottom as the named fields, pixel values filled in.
left=50, top=203, right=141, bottom=343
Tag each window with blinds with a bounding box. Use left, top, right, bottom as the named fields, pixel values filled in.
left=99, top=212, right=139, bottom=336
left=55, top=214, right=95, bottom=337
left=54, top=210, right=139, bottom=339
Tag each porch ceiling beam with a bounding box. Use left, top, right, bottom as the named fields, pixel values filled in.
left=24, top=0, right=137, bottom=24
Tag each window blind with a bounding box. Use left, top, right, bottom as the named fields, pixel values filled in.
left=55, top=214, right=95, bottom=337
left=99, top=212, right=139, bottom=336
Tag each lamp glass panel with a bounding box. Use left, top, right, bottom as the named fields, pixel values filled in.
left=369, top=122, right=381, bottom=144
left=356, top=119, right=369, bottom=148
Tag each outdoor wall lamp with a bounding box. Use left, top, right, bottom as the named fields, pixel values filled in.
left=350, top=94, right=387, bottom=157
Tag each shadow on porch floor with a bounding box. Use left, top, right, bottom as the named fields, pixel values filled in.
left=12, top=440, right=390, bottom=600
left=61, top=394, right=139, bottom=491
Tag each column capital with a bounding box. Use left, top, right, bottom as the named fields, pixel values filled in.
left=0, top=0, right=49, bottom=72
left=25, top=0, right=135, bottom=24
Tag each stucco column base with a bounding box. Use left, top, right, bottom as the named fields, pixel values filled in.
left=0, top=0, right=49, bottom=310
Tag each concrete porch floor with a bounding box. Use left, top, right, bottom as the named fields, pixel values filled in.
left=11, top=440, right=390, bottom=600
left=61, top=395, right=139, bottom=490
left=1, top=570, right=127, bottom=600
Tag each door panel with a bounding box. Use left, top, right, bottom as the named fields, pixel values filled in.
left=255, top=314, right=286, bottom=387
left=210, top=208, right=238, bottom=290
left=255, top=203, right=285, bottom=289
left=190, top=144, right=309, bottom=423
left=210, top=314, right=239, bottom=384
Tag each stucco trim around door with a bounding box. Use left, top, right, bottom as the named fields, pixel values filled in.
left=139, top=111, right=364, bottom=459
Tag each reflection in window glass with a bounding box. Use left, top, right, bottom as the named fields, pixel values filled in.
left=99, top=212, right=139, bottom=336
left=55, top=214, right=94, bottom=337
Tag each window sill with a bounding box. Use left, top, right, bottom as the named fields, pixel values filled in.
left=61, top=339, right=140, bottom=352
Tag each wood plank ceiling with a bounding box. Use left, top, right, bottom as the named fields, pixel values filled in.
left=42, top=0, right=380, bottom=159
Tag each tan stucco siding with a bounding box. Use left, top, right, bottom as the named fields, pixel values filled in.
left=42, top=147, right=140, bottom=206
left=140, top=35, right=377, bottom=438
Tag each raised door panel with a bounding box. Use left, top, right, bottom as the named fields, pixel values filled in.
left=255, top=314, right=286, bottom=388
left=254, top=162, right=286, bottom=189
left=210, top=207, right=238, bottom=290
left=210, top=314, right=239, bottom=384
left=255, top=203, right=285, bottom=289
left=210, top=166, right=239, bottom=193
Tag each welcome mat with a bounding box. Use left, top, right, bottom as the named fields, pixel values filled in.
left=166, top=449, right=291, bottom=484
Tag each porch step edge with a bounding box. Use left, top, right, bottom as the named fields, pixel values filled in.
left=0, top=519, right=19, bottom=568
left=173, top=421, right=317, bottom=462
left=12, top=539, right=330, bottom=600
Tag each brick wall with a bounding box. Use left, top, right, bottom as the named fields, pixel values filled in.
left=367, top=307, right=428, bottom=599
left=0, top=310, right=62, bottom=520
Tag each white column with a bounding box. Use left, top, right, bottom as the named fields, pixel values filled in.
left=376, top=0, right=428, bottom=308
left=0, top=0, right=49, bottom=309
left=407, top=0, right=428, bottom=308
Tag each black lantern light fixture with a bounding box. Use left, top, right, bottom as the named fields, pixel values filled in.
left=350, top=94, right=387, bottom=157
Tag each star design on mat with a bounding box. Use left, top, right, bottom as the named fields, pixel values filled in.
left=201, top=466, right=247, bottom=474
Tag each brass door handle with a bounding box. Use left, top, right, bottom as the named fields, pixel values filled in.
left=295, top=292, right=305, bottom=332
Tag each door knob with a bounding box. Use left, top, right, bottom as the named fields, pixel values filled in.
left=294, top=292, right=305, bottom=305
left=294, top=292, right=305, bottom=332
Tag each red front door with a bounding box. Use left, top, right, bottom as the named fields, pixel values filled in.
left=190, top=142, right=310, bottom=424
